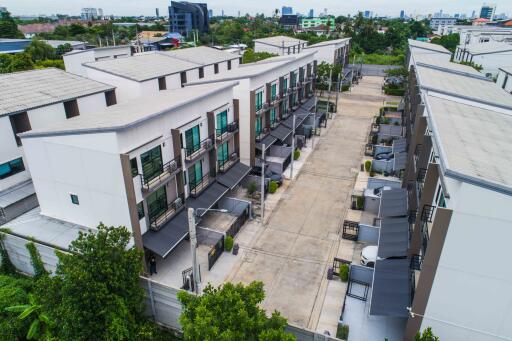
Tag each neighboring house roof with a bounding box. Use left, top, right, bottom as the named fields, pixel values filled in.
left=460, top=42, right=512, bottom=55
left=407, top=39, right=452, bottom=54
left=254, top=35, right=308, bottom=47
left=305, top=37, right=351, bottom=48
left=0, top=68, right=115, bottom=117
left=83, top=52, right=200, bottom=82
left=20, top=81, right=238, bottom=137
left=411, top=52, right=482, bottom=76
left=64, top=45, right=131, bottom=56
left=499, top=66, right=512, bottom=75
left=18, top=23, right=57, bottom=34
left=162, top=46, right=240, bottom=65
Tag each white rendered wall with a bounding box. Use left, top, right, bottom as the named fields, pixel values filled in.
left=496, top=70, right=512, bottom=92
left=254, top=42, right=283, bottom=56
left=470, top=53, right=512, bottom=77
left=64, top=50, right=95, bottom=76
left=420, top=181, right=512, bottom=341
left=85, top=68, right=142, bottom=104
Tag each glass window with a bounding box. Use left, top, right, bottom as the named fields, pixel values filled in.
left=270, top=108, right=276, bottom=124
left=0, top=157, right=25, bottom=179
left=188, top=161, right=203, bottom=188
left=217, top=141, right=229, bottom=167
left=438, top=192, right=446, bottom=208
left=140, top=145, right=163, bottom=183
left=255, top=90, right=263, bottom=111
left=283, top=78, right=288, bottom=91
left=70, top=194, right=79, bottom=205
left=271, top=83, right=277, bottom=100
left=216, top=110, right=228, bottom=136
left=255, top=116, right=262, bottom=135
left=137, top=202, right=145, bottom=220
left=185, top=125, right=201, bottom=154
left=130, top=158, right=138, bottom=177
left=147, top=186, right=167, bottom=221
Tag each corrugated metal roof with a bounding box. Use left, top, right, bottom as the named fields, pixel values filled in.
left=379, top=188, right=408, bottom=218
left=370, top=259, right=410, bottom=317
left=0, top=68, right=114, bottom=117
left=378, top=217, right=409, bottom=258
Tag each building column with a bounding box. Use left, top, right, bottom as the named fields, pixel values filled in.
left=120, top=154, right=144, bottom=252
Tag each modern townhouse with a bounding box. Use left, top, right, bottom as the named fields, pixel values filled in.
left=496, top=66, right=512, bottom=93
left=0, top=68, right=116, bottom=224
left=436, top=25, right=512, bottom=45
left=304, top=38, right=351, bottom=66
left=453, top=42, right=512, bottom=77
left=406, top=39, right=452, bottom=68
left=187, top=51, right=317, bottom=172
left=401, top=41, right=512, bottom=340
left=63, top=45, right=132, bottom=76
left=18, top=82, right=250, bottom=260
left=81, top=46, right=241, bottom=103
left=254, top=36, right=308, bottom=56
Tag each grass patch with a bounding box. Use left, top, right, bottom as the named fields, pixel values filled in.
left=359, top=53, right=404, bottom=65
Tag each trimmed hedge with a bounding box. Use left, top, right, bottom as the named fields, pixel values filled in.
left=384, top=87, right=405, bottom=96
left=339, top=264, right=349, bottom=282
left=293, top=149, right=301, bottom=160
left=269, top=181, right=278, bottom=194
left=224, top=236, right=234, bottom=252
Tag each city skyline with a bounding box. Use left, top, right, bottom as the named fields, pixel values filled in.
left=2, top=0, right=512, bottom=18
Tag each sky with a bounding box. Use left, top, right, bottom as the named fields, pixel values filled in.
left=2, top=0, right=511, bottom=18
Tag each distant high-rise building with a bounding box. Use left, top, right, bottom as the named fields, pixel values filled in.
left=479, top=3, right=496, bottom=20
left=208, top=9, right=213, bottom=18
left=155, top=8, right=160, bottom=17
left=471, top=10, right=476, bottom=18
left=400, top=10, right=405, bottom=19
left=282, top=6, right=293, bottom=15
left=97, top=8, right=103, bottom=18
left=363, top=10, right=373, bottom=18
left=81, top=8, right=98, bottom=20
left=309, top=9, right=314, bottom=18
left=169, top=1, right=209, bottom=36
left=221, top=9, right=224, bottom=17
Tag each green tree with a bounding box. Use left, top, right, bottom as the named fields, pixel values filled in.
left=430, top=33, right=460, bottom=53
left=0, top=11, right=24, bottom=38
left=6, top=293, right=51, bottom=340
left=0, top=275, right=34, bottom=340
left=37, top=224, right=146, bottom=340
left=24, top=39, right=56, bottom=62
left=242, top=48, right=276, bottom=64
left=68, top=23, right=86, bottom=36
left=56, top=43, right=73, bottom=56
left=7, top=53, right=35, bottom=72
left=178, top=281, right=295, bottom=341
left=415, top=327, right=439, bottom=341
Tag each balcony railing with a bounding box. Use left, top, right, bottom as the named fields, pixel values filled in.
left=189, top=170, right=216, bottom=197
left=218, top=152, right=239, bottom=173
left=410, top=254, right=423, bottom=271
left=256, top=102, right=269, bottom=115
left=185, top=135, right=214, bottom=162
left=149, top=195, right=185, bottom=231
left=270, top=120, right=280, bottom=130
left=421, top=204, right=436, bottom=223
left=255, top=128, right=269, bottom=142
left=216, top=121, right=239, bottom=142
left=140, top=157, right=182, bottom=191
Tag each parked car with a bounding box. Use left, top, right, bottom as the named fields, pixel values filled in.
left=251, top=165, right=283, bottom=186
left=374, top=152, right=394, bottom=161
left=361, top=245, right=378, bottom=267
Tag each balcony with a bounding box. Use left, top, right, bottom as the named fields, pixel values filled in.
left=255, top=102, right=269, bottom=115
left=218, top=152, right=239, bottom=173
left=270, top=120, right=280, bottom=130
left=189, top=170, right=216, bottom=197
left=185, top=135, right=214, bottom=163
left=140, top=157, right=182, bottom=192
left=216, top=121, right=238, bottom=143
left=270, top=94, right=281, bottom=106
left=255, top=128, right=269, bottom=142
left=148, top=195, right=185, bottom=231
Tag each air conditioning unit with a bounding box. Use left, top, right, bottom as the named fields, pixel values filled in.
left=174, top=197, right=183, bottom=209
left=230, top=153, right=238, bottom=161
left=169, top=160, right=178, bottom=172
left=263, top=103, right=269, bottom=110
left=203, top=138, right=212, bottom=149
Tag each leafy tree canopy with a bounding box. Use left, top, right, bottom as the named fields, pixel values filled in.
left=415, top=327, right=440, bottom=341
left=0, top=11, right=24, bottom=38
left=430, top=33, right=460, bottom=53
left=178, top=281, right=296, bottom=341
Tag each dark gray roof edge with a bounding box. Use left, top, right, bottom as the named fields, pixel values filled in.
left=498, top=67, right=512, bottom=75
left=420, top=86, right=512, bottom=111
left=0, top=87, right=116, bottom=118
left=445, top=169, right=512, bottom=197
left=415, top=62, right=489, bottom=81
left=19, top=81, right=239, bottom=139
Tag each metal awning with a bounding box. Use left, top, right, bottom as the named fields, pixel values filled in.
left=217, top=162, right=251, bottom=190
left=370, top=259, right=411, bottom=317
left=393, top=152, right=407, bottom=171
left=302, top=97, right=316, bottom=111
left=255, top=135, right=277, bottom=151
left=282, top=112, right=310, bottom=130
left=392, top=138, right=407, bottom=153
left=379, top=188, right=408, bottom=218
left=142, top=210, right=188, bottom=258
left=270, top=123, right=293, bottom=142
left=187, top=182, right=230, bottom=217
left=378, top=217, right=409, bottom=258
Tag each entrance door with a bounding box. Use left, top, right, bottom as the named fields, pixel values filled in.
left=216, top=110, right=228, bottom=136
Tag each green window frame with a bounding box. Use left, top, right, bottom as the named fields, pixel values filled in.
left=147, top=186, right=167, bottom=221
left=70, top=194, right=79, bottom=205
left=140, top=145, right=163, bottom=183
left=137, top=202, right=145, bottom=220
left=0, top=157, right=25, bottom=180
left=255, top=116, right=262, bottom=136
left=216, top=110, right=228, bottom=136
left=185, top=125, right=201, bottom=154
left=217, top=141, right=229, bottom=167
left=270, top=108, right=276, bottom=125
left=188, top=161, right=203, bottom=189
left=130, top=158, right=138, bottom=177
left=255, top=90, right=263, bottom=111
left=283, top=78, right=288, bottom=91
left=271, top=83, right=277, bottom=101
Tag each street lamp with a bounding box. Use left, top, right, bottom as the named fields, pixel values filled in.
left=187, top=207, right=229, bottom=294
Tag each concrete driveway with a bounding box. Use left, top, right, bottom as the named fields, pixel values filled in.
left=225, top=76, right=394, bottom=331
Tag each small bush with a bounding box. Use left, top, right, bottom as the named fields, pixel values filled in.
left=247, top=181, right=257, bottom=195
left=339, top=264, right=349, bottom=282
left=336, top=324, right=350, bottom=340
left=364, top=160, right=372, bottom=172
left=224, top=236, right=234, bottom=252
left=268, top=181, right=278, bottom=194
left=356, top=197, right=364, bottom=210
left=370, top=171, right=376, bottom=177
left=341, top=84, right=350, bottom=92
left=371, top=134, right=378, bottom=144
left=375, top=116, right=382, bottom=125
left=293, top=149, right=300, bottom=160
left=384, top=87, right=405, bottom=96
left=0, top=232, right=16, bottom=275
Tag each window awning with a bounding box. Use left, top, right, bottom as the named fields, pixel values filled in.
left=302, top=97, right=316, bottom=111
left=217, top=162, right=251, bottom=190
left=370, top=259, right=411, bottom=317
left=255, top=135, right=277, bottom=151
left=378, top=217, right=409, bottom=258
left=379, top=188, right=408, bottom=218
left=186, top=182, right=229, bottom=217
left=282, top=112, right=310, bottom=130
left=142, top=209, right=188, bottom=258
left=270, top=123, right=293, bottom=142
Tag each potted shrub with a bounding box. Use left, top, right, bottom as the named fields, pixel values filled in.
left=268, top=180, right=278, bottom=194
left=224, top=236, right=234, bottom=252
left=336, top=324, right=349, bottom=340
left=339, top=264, right=349, bottom=282
left=247, top=181, right=257, bottom=197
left=293, top=149, right=300, bottom=160
left=364, top=160, right=372, bottom=172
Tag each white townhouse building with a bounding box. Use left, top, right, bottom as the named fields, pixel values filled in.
left=406, top=39, right=453, bottom=68
left=19, top=82, right=250, bottom=260
left=436, top=25, right=512, bottom=45
left=453, top=42, right=512, bottom=77
left=0, top=68, right=117, bottom=224
left=81, top=46, right=241, bottom=103
left=496, top=66, right=512, bottom=93
left=254, top=36, right=308, bottom=56
left=63, top=45, right=133, bottom=76
left=187, top=51, right=317, bottom=171
left=304, top=38, right=351, bottom=66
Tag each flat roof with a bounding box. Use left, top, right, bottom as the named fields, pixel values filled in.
left=411, top=52, right=482, bottom=76
left=254, top=35, right=308, bottom=47
left=162, top=46, right=240, bottom=65
left=20, top=81, right=237, bottom=138
left=64, top=44, right=131, bottom=56
left=83, top=52, right=200, bottom=82
left=0, top=68, right=115, bottom=117
left=407, top=39, right=452, bottom=54
left=499, top=66, right=512, bottom=75
left=460, top=41, right=512, bottom=55
left=426, top=94, right=512, bottom=194
left=305, top=37, right=351, bottom=48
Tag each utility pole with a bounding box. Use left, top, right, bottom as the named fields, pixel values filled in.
left=327, top=67, right=333, bottom=116
left=260, top=144, right=266, bottom=225
left=187, top=208, right=199, bottom=294
left=290, top=114, right=296, bottom=179
left=335, top=71, right=341, bottom=113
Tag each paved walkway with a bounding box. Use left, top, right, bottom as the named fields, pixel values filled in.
left=225, top=76, right=394, bottom=333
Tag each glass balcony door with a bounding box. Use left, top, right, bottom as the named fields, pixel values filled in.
left=140, top=145, right=163, bottom=183
left=188, top=161, right=203, bottom=189
left=255, top=91, right=263, bottom=111
left=270, top=108, right=276, bottom=125
left=271, top=83, right=277, bottom=101
left=147, top=186, right=167, bottom=222
left=216, top=110, right=228, bottom=136
left=217, top=141, right=229, bottom=166
left=185, top=125, right=201, bottom=154
left=255, top=116, right=262, bottom=136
